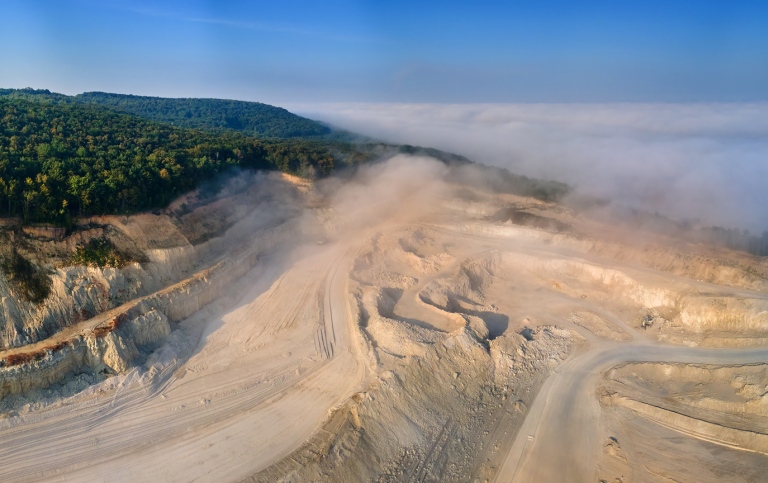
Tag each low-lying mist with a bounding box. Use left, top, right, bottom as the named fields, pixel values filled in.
left=291, top=102, right=768, bottom=235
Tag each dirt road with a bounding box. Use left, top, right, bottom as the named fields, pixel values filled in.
left=0, top=242, right=367, bottom=482
left=496, top=338, right=768, bottom=482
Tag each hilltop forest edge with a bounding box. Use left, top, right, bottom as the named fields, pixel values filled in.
left=0, top=88, right=567, bottom=226
left=0, top=88, right=765, bottom=256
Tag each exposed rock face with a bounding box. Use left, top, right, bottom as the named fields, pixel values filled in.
left=0, top=172, right=311, bottom=400
left=0, top=221, right=293, bottom=399
left=0, top=171, right=306, bottom=352
left=677, top=296, right=768, bottom=333
left=0, top=309, right=169, bottom=399
left=85, top=310, right=171, bottom=374
left=21, top=226, right=66, bottom=240
left=0, top=264, right=149, bottom=350
left=0, top=223, right=248, bottom=351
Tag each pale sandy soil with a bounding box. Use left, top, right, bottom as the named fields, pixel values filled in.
left=1, top=157, right=767, bottom=482
left=0, top=242, right=368, bottom=482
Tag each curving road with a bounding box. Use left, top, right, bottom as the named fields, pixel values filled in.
left=495, top=337, right=768, bottom=482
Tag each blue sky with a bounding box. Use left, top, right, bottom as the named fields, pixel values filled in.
left=1, top=0, right=767, bottom=103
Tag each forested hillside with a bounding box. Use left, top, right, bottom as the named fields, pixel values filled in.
left=0, top=97, right=336, bottom=224
left=75, top=92, right=332, bottom=138
left=0, top=88, right=331, bottom=139
left=0, top=88, right=577, bottom=228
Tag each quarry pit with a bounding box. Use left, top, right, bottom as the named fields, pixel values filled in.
left=0, top=157, right=767, bottom=482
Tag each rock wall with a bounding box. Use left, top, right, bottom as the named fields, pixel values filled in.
left=446, top=222, right=768, bottom=292
left=0, top=221, right=296, bottom=400
left=0, top=309, right=169, bottom=399
left=677, top=296, right=768, bottom=333
left=0, top=169, right=313, bottom=352
left=0, top=204, right=304, bottom=351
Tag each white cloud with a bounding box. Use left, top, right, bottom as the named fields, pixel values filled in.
left=289, top=102, right=768, bottom=232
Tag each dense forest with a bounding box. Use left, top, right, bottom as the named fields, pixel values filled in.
left=0, top=88, right=331, bottom=139
left=0, top=97, right=336, bottom=224
left=75, top=92, right=332, bottom=139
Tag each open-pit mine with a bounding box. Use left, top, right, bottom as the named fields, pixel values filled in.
left=1, top=156, right=767, bottom=482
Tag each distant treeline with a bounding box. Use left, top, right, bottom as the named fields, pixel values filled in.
left=76, top=92, right=332, bottom=139
left=592, top=206, right=768, bottom=257
left=0, top=88, right=330, bottom=139
left=695, top=226, right=768, bottom=257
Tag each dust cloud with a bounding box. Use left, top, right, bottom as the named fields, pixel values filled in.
left=317, top=155, right=450, bottom=228
left=292, top=102, right=768, bottom=233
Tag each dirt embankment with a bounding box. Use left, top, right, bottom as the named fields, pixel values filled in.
left=249, top=325, right=571, bottom=483
left=0, top=172, right=313, bottom=400
left=0, top=172, right=307, bottom=351
left=598, top=362, right=768, bottom=482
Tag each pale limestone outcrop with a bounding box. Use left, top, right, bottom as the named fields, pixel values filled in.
left=0, top=220, right=293, bottom=400
left=0, top=309, right=169, bottom=399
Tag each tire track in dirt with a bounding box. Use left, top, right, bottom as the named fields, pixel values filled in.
left=0, top=243, right=366, bottom=482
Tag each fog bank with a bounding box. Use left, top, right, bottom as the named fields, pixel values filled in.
left=291, top=102, right=768, bottom=233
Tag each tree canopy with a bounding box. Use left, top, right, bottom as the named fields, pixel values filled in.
left=0, top=97, right=335, bottom=224
left=0, top=89, right=331, bottom=140
left=75, top=92, right=332, bottom=139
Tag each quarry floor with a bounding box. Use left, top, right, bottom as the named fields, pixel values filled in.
left=0, top=242, right=368, bottom=482
left=1, top=169, right=768, bottom=482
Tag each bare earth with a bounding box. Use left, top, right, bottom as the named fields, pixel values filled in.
left=1, top=157, right=768, bottom=482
